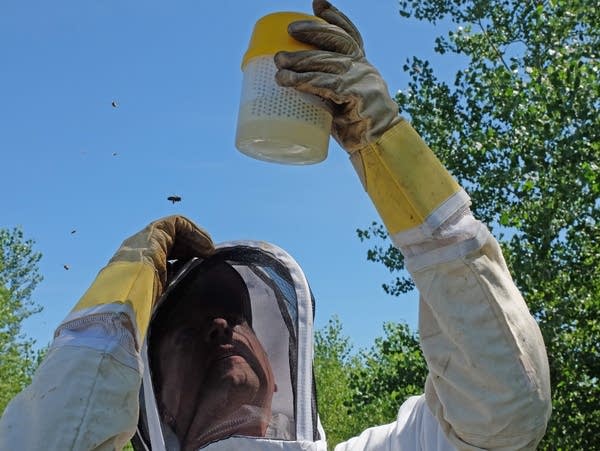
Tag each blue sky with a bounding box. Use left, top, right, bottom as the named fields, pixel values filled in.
left=1, top=0, right=459, bottom=351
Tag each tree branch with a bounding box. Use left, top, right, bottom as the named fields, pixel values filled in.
left=477, top=19, right=512, bottom=72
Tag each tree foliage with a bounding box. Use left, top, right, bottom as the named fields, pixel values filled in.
left=347, top=322, right=427, bottom=429
left=314, top=318, right=426, bottom=449
left=358, top=0, right=599, bottom=448
left=0, top=227, right=44, bottom=413
left=314, top=317, right=360, bottom=448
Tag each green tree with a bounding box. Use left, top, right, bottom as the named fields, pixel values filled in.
left=0, top=227, right=44, bottom=413
left=314, top=319, right=427, bottom=449
left=314, top=316, right=359, bottom=448
left=359, top=0, right=599, bottom=448
left=348, top=322, right=427, bottom=432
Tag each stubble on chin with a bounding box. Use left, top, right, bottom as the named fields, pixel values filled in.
left=182, top=358, right=262, bottom=438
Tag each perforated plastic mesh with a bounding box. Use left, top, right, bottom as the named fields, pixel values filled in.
left=242, top=56, right=331, bottom=127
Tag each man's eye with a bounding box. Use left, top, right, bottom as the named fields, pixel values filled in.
left=228, top=316, right=241, bottom=326
left=175, top=328, right=198, bottom=345
left=231, top=313, right=249, bottom=324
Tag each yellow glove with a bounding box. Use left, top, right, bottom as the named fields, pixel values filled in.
left=274, top=0, right=401, bottom=154
left=72, top=215, right=214, bottom=341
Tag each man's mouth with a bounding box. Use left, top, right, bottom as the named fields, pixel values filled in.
left=211, top=345, right=246, bottom=365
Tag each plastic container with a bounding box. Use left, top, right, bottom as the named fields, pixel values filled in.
left=235, top=12, right=332, bottom=165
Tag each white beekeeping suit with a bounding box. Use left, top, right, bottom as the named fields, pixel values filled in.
left=0, top=1, right=551, bottom=450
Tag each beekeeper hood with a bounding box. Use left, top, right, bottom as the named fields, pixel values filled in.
left=132, top=241, right=323, bottom=450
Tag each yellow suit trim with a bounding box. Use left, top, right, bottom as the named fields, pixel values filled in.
left=354, top=120, right=461, bottom=235
left=71, top=262, right=157, bottom=340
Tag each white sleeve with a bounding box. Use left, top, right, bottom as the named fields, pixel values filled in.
left=336, top=212, right=551, bottom=451
left=349, top=121, right=551, bottom=449
left=0, top=304, right=142, bottom=451
left=334, top=395, right=455, bottom=451
left=394, top=211, right=551, bottom=450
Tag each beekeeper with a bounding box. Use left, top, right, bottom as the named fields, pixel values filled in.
left=0, top=1, right=551, bottom=450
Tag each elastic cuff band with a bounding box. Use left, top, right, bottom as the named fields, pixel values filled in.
left=403, top=224, right=491, bottom=273
left=390, top=189, right=471, bottom=246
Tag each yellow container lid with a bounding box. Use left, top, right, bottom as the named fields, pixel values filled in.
left=241, top=12, right=324, bottom=69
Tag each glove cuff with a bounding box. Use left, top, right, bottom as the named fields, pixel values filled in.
left=71, top=261, right=158, bottom=343
left=350, top=120, right=463, bottom=236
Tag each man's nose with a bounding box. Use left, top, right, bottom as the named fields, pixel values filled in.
left=206, top=317, right=233, bottom=343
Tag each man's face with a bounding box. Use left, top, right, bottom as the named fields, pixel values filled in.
left=154, top=274, right=275, bottom=449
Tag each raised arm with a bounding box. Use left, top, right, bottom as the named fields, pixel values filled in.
left=0, top=216, right=214, bottom=450
left=276, top=1, right=551, bottom=449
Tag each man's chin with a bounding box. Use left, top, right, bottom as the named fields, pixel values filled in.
left=183, top=404, right=270, bottom=451
left=195, top=374, right=260, bottom=416
left=207, top=362, right=260, bottom=396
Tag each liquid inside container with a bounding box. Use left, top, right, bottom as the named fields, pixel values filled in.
left=235, top=56, right=332, bottom=165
